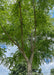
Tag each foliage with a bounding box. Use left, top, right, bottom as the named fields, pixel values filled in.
left=0, top=44, right=6, bottom=63
left=9, top=63, right=42, bottom=75
left=0, top=0, right=54, bottom=74
left=9, top=63, right=27, bottom=75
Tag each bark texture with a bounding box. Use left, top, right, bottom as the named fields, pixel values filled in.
left=27, top=62, right=32, bottom=75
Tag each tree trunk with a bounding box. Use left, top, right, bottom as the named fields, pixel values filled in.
left=27, top=62, right=32, bottom=75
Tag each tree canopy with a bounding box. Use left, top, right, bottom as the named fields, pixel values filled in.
left=0, top=0, right=54, bottom=75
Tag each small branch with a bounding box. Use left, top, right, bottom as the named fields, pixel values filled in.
left=1, top=25, right=18, bottom=46
left=0, top=24, right=28, bottom=62
left=31, top=33, right=33, bottom=52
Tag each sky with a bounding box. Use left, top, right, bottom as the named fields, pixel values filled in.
left=0, top=65, right=9, bottom=75
left=49, top=7, right=54, bottom=18
left=40, top=57, right=54, bottom=75
left=0, top=7, right=54, bottom=75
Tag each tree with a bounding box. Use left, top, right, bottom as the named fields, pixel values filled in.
left=50, top=69, right=54, bottom=75
left=0, top=0, right=54, bottom=75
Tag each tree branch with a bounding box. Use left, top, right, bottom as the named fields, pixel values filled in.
left=0, top=24, right=28, bottom=62
left=18, top=1, right=24, bottom=49
left=29, top=33, right=34, bottom=63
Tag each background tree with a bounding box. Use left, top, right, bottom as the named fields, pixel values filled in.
left=50, top=69, right=54, bottom=75
left=0, top=44, right=6, bottom=62
left=9, top=63, right=27, bottom=75
left=0, top=0, right=54, bottom=75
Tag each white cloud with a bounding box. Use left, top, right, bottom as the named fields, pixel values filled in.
left=41, top=59, right=54, bottom=75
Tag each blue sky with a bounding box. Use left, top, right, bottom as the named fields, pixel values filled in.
left=0, top=7, right=54, bottom=75
left=49, top=7, right=54, bottom=18
left=41, top=59, right=54, bottom=75
left=0, top=65, right=9, bottom=75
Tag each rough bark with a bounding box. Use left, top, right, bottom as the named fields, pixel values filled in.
left=27, top=61, right=32, bottom=75
left=30, top=33, right=34, bottom=63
